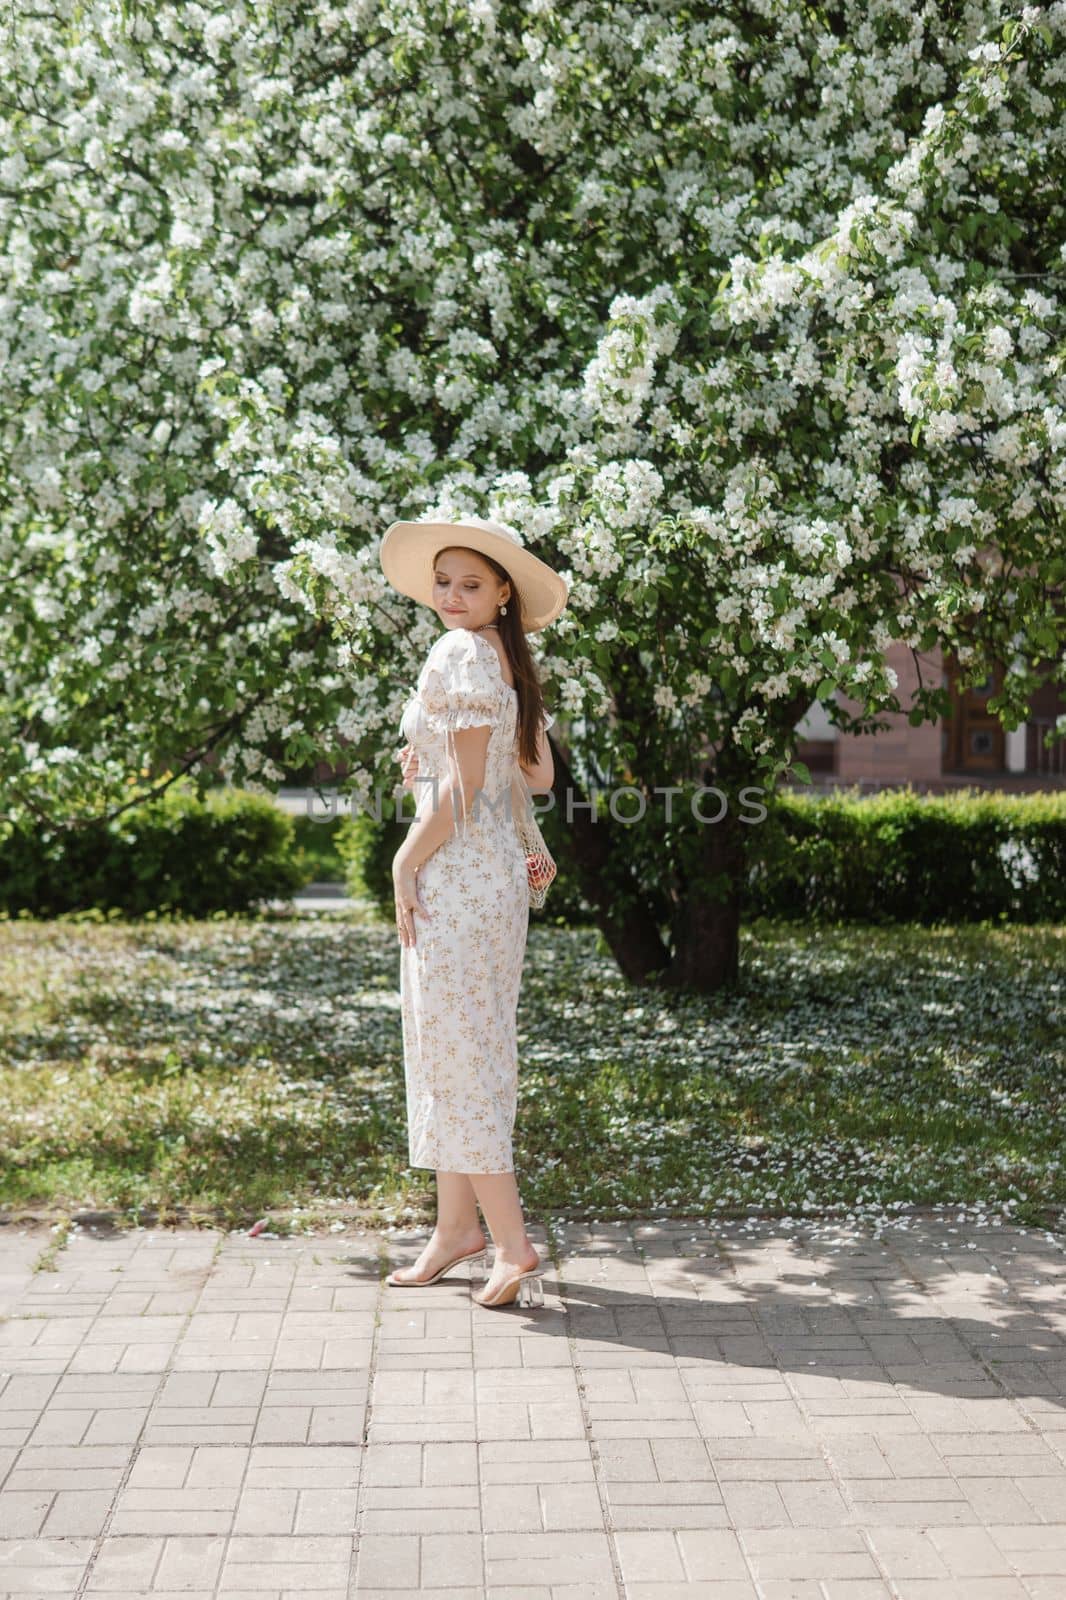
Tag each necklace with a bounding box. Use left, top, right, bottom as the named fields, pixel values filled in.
left=475, top=622, right=500, bottom=632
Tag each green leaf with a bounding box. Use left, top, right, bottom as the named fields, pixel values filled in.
left=789, top=760, right=812, bottom=784
left=816, top=679, right=836, bottom=700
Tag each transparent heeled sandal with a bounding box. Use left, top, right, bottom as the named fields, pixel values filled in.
left=517, top=1270, right=546, bottom=1308
left=385, top=1244, right=488, bottom=1288
left=475, top=1257, right=549, bottom=1309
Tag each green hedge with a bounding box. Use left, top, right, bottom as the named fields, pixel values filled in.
left=0, top=783, right=309, bottom=917
left=7, top=778, right=1057, bottom=926
left=743, top=786, right=1066, bottom=924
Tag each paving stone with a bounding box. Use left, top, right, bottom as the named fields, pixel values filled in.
left=614, top=1529, right=687, bottom=1583
left=40, top=1489, right=117, bottom=1537
left=0, top=1533, right=93, bottom=1593
left=144, top=1533, right=228, bottom=1590
left=483, top=1530, right=616, bottom=1587
left=718, top=1482, right=791, bottom=1528
left=864, top=1527, right=952, bottom=1579
left=218, top=1532, right=351, bottom=1590
left=624, top=1587, right=758, bottom=1600
left=675, top=1527, right=751, bottom=1580
left=887, top=1582, right=1030, bottom=1598
left=479, top=1440, right=594, bottom=1486
left=539, top=1482, right=608, bottom=1531
left=925, top=1525, right=1016, bottom=1577
left=744, top=1547, right=881, bottom=1582
left=357, top=1592, right=483, bottom=1600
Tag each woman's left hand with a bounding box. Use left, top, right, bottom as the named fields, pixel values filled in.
left=393, top=859, right=431, bottom=949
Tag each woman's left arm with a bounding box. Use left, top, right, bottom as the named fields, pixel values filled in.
left=394, top=723, right=490, bottom=878
left=394, top=631, right=499, bottom=944
left=393, top=725, right=491, bottom=947
left=519, top=716, right=554, bottom=793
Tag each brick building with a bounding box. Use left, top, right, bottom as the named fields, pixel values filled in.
left=794, top=643, right=1065, bottom=792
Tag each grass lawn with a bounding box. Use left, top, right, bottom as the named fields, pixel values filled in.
left=0, top=912, right=1062, bottom=1236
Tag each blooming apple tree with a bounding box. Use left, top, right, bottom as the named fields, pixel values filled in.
left=1, top=0, right=1062, bottom=987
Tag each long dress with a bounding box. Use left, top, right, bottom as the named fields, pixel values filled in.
left=396, top=626, right=554, bottom=1174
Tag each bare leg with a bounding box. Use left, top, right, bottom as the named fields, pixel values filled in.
left=467, top=1171, right=539, bottom=1301
left=388, top=1171, right=485, bottom=1285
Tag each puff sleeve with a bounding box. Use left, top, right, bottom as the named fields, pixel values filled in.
left=419, top=629, right=502, bottom=833
left=420, top=628, right=501, bottom=733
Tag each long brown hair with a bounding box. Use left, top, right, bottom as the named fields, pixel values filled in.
left=433, top=543, right=549, bottom=770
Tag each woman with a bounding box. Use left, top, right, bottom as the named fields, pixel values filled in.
left=377, top=514, right=568, bottom=1309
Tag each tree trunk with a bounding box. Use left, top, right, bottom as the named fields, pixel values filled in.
left=549, top=698, right=812, bottom=993
left=661, top=790, right=744, bottom=992
left=546, top=741, right=672, bottom=984
left=660, top=697, right=811, bottom=992
left=548, top=743, right=746, bottom=990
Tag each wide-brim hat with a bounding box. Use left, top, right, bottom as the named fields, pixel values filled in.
left=378, top=514, right=569, bottom=633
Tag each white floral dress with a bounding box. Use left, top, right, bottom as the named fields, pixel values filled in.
left=397, top=626, right=554, bottom=1173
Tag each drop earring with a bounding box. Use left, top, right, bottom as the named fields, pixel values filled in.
left=500, top=603, right=507, bottom=616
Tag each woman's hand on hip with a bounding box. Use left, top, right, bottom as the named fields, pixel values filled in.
left=393, top=859, right=431, bottom=948
left=399, top=743, right=419, bottom=791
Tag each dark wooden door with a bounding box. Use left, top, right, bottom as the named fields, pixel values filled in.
left=944, top=657, right=1005, bottom=773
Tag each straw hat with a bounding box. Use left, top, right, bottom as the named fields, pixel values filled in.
left=378, top=514, right=569, bottom=633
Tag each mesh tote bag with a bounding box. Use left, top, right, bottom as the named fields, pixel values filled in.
left=511, top=766, right=557, bottom=909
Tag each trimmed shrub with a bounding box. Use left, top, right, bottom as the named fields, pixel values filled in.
left=0, top=783, right=309, bottom=916
left=744, top=785, right=1066, bottom=924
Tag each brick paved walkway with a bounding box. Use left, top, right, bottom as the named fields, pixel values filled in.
left=1, top=1213, right=1064, bottom=1599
